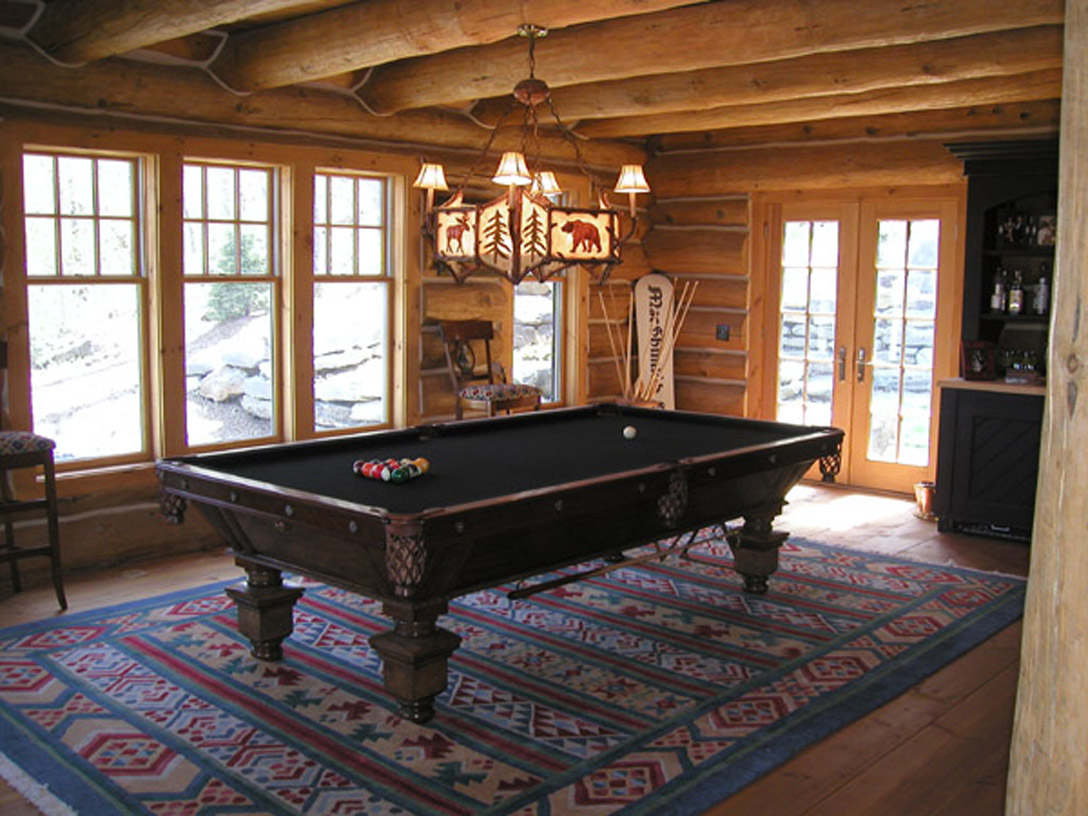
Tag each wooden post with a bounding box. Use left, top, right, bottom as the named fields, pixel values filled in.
left=1006, top=0, right=1088, bottom=812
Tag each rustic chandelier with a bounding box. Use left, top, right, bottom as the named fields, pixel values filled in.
left=412, top=23, right=650, bottom=285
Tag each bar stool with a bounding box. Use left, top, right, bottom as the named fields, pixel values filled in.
left=0, top=341, right=65, bottom=610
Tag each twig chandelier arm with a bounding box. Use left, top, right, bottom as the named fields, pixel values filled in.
left=412, top=23, right=650, bottom=285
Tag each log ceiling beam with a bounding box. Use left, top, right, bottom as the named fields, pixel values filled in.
left=0, top=39, right=644, bottom=169
left=211, top=0, right=699, bottom=93
left=357, top=0, right=1064, bottom=115
left=650, top=100, right=1062, bottom=152
left=26, top=0, right=307, bottom=64
left=577, top=69, right=1062, bottom=139
left=470, top=26, right=1063, bottom=127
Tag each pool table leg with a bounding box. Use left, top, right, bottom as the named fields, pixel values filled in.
left=370, top=600, right=462, bottom=724
left=225, top=561, right=304, bottom=661
left=730, top=507, right=789, bottom=594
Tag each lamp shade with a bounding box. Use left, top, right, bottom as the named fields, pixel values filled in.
left=613, top=164, right=650, bottom=194
left=493, top=152, right=532, bottom=187
left=530, top=171, right=562, bottom=196
left=413, top=163, right=449, bottom=191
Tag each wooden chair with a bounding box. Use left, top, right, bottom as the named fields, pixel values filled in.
left=439, top=320, right=543, bottom=420
left=0, top=341, right=65, bottom=610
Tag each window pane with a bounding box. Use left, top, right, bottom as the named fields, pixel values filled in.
left=810, top=221, right=838, bottom=267
left=329, top=176, right=354, bottom=225
left=313, top=281, right=387, bottom=430
left=780, top=268, right=809, bottom=312
left=183, top=222, right=206, bottom=275
left=206, top=166, right=236, bottom=221
left=875, top=269, right=905, bottom=316
left=239, top=225, right=269, bottom=275
left=97, top=160, right=134, bottom=217
left=28, top=284, right=144, bottom=461
left=60, top=218, right=96, bottom=276
left=23, top=155, right=56, bottom=215
left=513, top=279, right=561, bottom=401
left=207, top=223, right=237, bottom=275
left=57, top=156, right=94, bottom=216
left=357, top=228, right=383, bottom=276
left=877, top=220, right=907, bottom=268
left=99, top=220, right=135, bottom=276
left=183, top=165, right=204, bottom=219
left=24, top=218, right=58, bottom=277
left=313, top=174, right=327, bottom=224
left=238, top=169, right=268, bottom=222
left=185, top=281, right=274, bottom=446
left=782, top=221, right=810, bottom=266
left=330, top=226, right=354, bottom=275
left=357, top=178, right=383, bottom=226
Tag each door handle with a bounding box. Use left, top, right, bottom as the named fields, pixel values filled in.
left=856, top=347, right=867, bottom=383
left=837, top=346, right=847, bottom=382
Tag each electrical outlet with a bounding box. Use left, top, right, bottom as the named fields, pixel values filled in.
left=715, top=323, right=731, bottom=341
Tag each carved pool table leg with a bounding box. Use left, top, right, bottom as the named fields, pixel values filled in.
left=369, top=599, right=462, bottom=724
left=225, top=561, right=304, bottom=660
left=729, top=507, right=789, bottom=594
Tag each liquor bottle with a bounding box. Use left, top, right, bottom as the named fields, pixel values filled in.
left=1008, top=270, right=1024, bottom=316
left=1034, top=276, right=1049, bottom=316
left=990, top=268, right=1006, bottom=313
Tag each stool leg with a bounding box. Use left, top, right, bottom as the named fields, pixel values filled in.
left=1, top=471, right=20, bottom=593
left=5, top=518, right=20, bottom=593
left=43, top=455, right=66, bottom=610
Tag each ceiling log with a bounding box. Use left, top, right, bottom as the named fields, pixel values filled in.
left=26, top=0, right=307, bottom=64
left=0, top=39, right=643, bottom=169
left=578, top=69, right=1062, bottom=139
left=648, top=140, right=965, bottom=196
left=211, top=0, right=700, bottom=93
left=357, top=0, right=1063, bottom=114
left=471, top=26, right=1063, bottom=126
left=651, top=100, right=1062, bottom=152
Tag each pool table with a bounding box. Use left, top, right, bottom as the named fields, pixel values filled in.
left=158, top=404, right=843, bottom=723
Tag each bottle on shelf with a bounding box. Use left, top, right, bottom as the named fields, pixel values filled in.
left=1034, top=275, right=1049, bottom=316
left=1008, top=269, right=1024, bottom=316
left=990, top=267, right=1007, bottom=313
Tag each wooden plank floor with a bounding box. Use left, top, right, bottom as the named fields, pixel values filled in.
left=0, top=483, right=1031, bottom=816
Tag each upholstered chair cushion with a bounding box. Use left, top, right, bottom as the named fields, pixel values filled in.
left=0, top=431, right=56, bottom=456
left=458, top=383, right=542, bottom=402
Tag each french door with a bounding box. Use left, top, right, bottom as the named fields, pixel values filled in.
left=764, top=197, right=960, bottom=493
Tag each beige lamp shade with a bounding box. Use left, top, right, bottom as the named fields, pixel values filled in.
left=531, top=171, right=562, bottom=196
left=493, top=152, right=532, bottom=187
left=412, top=163, right=449, bottom=191
left=613, top=164, right=650, bottom=194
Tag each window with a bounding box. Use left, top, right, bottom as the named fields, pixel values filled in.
left=513, top=279, right=562, bottom=401
left=312, top=171, right=391, bottom=429
left=182, top=162, right=278, bottom=447
left=17, top=142, right=403, bottom=471
left=22, top=153, right=146, bottom=463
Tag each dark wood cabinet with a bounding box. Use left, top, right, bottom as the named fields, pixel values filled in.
left=935, top=140, right=1057, bottom=541
left=934, top=382, right=1044, bottom=541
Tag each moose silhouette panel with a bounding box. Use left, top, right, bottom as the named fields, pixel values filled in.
left=436, top=206, right=477, bottom=259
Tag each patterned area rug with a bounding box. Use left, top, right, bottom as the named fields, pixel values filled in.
left=0, top=533, right=1025, bottom=816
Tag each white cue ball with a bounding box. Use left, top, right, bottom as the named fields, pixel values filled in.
left=623, top=425, right=637, bottom=440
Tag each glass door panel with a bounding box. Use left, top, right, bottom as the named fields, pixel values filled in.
left=776, top=220, right=839, bottom=427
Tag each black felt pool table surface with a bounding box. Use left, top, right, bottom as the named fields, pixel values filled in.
left=181, top=407, right=822, bottom=515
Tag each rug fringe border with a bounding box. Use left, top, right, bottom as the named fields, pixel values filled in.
left=0, top=752, right=76, bottom=816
